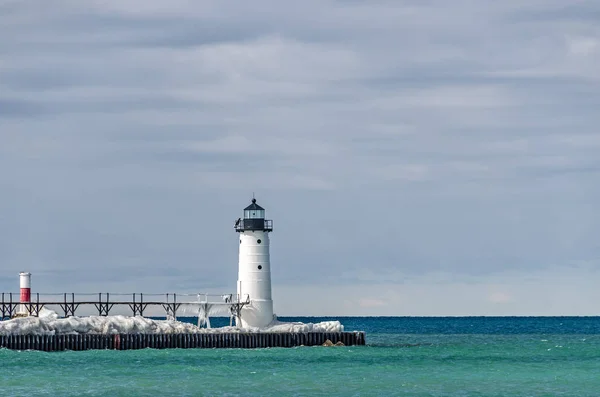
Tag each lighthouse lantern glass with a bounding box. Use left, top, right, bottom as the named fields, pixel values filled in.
left=245, top=209, right=265, bottom=219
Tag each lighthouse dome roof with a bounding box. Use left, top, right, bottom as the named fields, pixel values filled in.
left=244, top=198, right=265, bottom=211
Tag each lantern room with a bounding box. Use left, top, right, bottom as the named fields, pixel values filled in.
left=235, top=198, right=273, bottom=232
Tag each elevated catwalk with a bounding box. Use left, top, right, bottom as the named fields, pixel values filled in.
left=0, top=332, right=366, bottom=351
left=1, top=292, right=247, bottom=320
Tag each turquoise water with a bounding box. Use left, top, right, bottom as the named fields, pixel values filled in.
left=2, top=317, right=600, bottom=396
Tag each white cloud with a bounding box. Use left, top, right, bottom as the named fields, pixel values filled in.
left=566, top=36, right=599, bottom=56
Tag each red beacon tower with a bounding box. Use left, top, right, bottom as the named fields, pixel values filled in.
left=18, top=271, right=31, bottom=316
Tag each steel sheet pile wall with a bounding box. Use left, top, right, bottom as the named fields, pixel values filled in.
left=0, top=332, right=366, bottom=351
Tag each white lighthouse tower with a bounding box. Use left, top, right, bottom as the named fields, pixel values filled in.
left=235, top=198, right=274, bottom=328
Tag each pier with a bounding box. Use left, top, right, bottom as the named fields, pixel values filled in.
left=0, top=332, right=366, bottom=351
left=1, top=292, right=368, bottom=350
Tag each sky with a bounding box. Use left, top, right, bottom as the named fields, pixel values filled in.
left=1, top=0, right=599, bottom=316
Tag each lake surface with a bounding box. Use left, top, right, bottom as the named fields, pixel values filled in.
left=2, top=316, right=600, bottom=396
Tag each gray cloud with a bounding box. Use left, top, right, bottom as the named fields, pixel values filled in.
left=1, top=0, right=599, bottom=314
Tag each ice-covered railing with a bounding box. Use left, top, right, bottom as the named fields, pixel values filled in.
left=176, top=294, right=251, bottom=328
left=1, top=292, right=346, bottom=335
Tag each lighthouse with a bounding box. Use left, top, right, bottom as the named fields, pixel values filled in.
left=235, top=198, right=274, bottom=328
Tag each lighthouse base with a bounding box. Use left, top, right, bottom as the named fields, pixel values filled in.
left=237, top=299, right=274, bottom=329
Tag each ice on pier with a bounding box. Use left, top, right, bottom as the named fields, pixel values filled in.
left=0, top=309, right=203, bottom=336
left=263, top=320, right=344, bottom=333
left=0, top=309, right=344, bottom=336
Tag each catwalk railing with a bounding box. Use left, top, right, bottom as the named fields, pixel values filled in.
left=0, top=292, right=248, bottom=320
